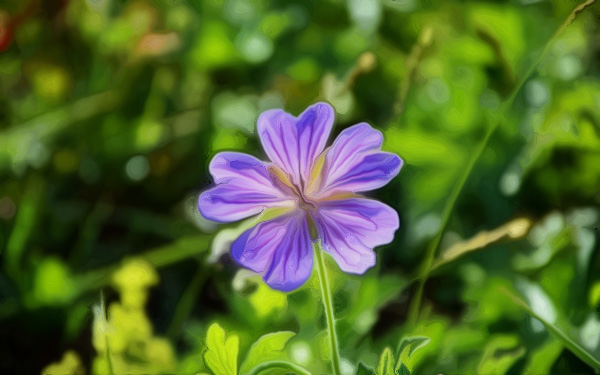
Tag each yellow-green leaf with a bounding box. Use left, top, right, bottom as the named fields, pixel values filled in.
left=204, top=322, right=239, bottom=375
left=376, top=347, right=394, bottom=375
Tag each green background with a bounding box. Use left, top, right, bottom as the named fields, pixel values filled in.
left=0, top=0, right=599, bottom=374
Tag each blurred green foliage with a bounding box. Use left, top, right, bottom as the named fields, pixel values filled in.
left=1, top=0, right=600, bottom=374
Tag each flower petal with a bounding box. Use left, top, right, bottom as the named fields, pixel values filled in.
left=198, top=152, right=292, bottom=223
left=258, top=102, right=334, bottom=186
left=231, top=212, right=313, bottom=291
left=313, top=198, right=399, bottom=274
left=320, top=123, right=403, bottom=195
left=210, top=151, right=275, bottom=187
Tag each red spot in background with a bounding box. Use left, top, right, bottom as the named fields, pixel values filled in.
left=0, top=0, right=72, bottom=53
left=0, top=10, right=13, bottom=52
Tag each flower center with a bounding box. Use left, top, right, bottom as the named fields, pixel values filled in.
left=268, top=165, right=318, bottom=212
left=297, top=191, right=318, bottom=212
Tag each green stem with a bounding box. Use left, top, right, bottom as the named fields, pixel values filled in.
left=247, top=360, right=312, bottom=375
left=405, top=0, right=597, bottom=328
left=406, top=123, right=496, bottom=327
left=166, top=262, right=210, bottom=339
left=314, top=245, right=342, bottom=375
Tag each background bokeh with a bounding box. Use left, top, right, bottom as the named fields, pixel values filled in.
left=1, top=0, right=600, bottom=374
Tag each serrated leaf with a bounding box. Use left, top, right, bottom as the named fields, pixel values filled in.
left=239, top=331, right=295, bottom=375
left=394, top=336, right=431, bottom=374
left=376, top=347, right=394, bottom=375
left=204, top=322, right=239, bottom=375
left=356, top=362, right=376, bottom=375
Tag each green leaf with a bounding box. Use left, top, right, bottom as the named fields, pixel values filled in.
left=376, top=347, right=394, bottom=375
left=477, top=335, right=525, bottom=375
left=356, top=362, right=376, bottom=375
left=397, top=336, right=431, bottom=359
left=244, top=360, right=311, bottom=375
left=239, top=331, right=296, bottom=375
left=204, top=322, right=239, bottom=375
left=394, top=336, right=431, bottom=374
left=523, top=338, right=563, bottom=375
left=396, top=363, right=410, bottom=375
left=32, top=257, right=76, bottom=306
left=247, top=282, right=288, bottom=319
left=505, top=281, right=600, bottom=369
left=468, top=5, right=526, bottom=71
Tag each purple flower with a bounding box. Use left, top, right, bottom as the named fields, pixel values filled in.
left=198, top=102, right=403, bottom=291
